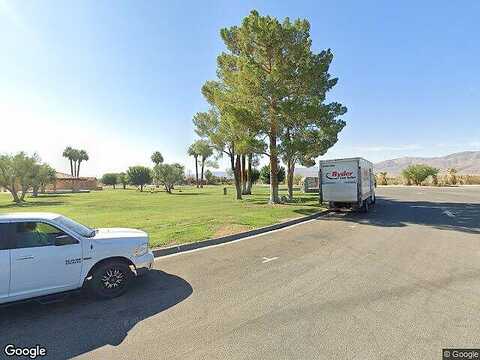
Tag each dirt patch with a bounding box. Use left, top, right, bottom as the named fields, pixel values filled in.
left=213, top=224, right=252, bottom=238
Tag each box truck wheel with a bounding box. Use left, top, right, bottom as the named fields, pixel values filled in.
left=361, top=200, right=369, bottom=213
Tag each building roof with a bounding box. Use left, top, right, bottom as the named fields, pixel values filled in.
left=55, top=172, right=97, bottom=180
left=56, top=171, right=74, bottom=178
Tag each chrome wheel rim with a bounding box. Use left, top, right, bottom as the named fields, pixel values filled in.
left=101, top=268, right=125, bottom=289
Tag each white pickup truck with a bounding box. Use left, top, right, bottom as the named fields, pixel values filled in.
left=0, top=212, right=154, bottom=304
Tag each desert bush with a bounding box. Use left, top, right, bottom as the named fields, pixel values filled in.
left=402, top=164, right=439, bottom=185
left=446, top=168, right=458, bottom=185
left=376, top=172, right=388, bottom=185
left=459, top=175, right=480, bottom=185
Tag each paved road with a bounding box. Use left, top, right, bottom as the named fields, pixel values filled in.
left=1, top=186, right=480, bottom=360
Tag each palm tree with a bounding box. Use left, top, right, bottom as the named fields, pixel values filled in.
left=188, top=143, right=200, bottom=188
left=76, top=150, right=89, bottom=178
left=151, top=151, right=164, bottom=166
left=196, top=140, right=213, bottom=188
left=151, top=151, right=164, bottom=187
left=62, top=146, right=75, bottom=176
left=69, top=149, right=80, bottom=177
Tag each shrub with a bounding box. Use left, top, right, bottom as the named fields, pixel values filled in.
left=401, top=164, right=439, bottom=186
left=260, top=164, right=285, bottom=184
left=118, top=172, right=128, bottom=189
left=101, top=173, right=118, bottom=189
left=204, top=170, right=217, bottom=185
left=153, top=163, right=185, bottom=193
left=446, top=168, right=458, bottom=185
left=0, top=152, right=45, bottom=203
left=376, top=172, right=388, bottom=186
left=250, top=168, right=260, bottom=184
left=127, top=166, right=152, bottom=192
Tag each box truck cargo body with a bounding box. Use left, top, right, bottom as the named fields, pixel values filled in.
left=319, top=157, right=375, bottom=212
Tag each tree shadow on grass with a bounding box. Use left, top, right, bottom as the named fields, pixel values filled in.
left=0, top=201, right=66, bottom=209
left=0, top=270, right=192, bottom=359
left=282, top=197, right=319, bottom=205
left=243, top=194, right=319, bottom=207
left=293, top=208, right=323, bottom=216
left=242, top=198, right=270, bottom=205
left=31, top=194, right=71, bottom=198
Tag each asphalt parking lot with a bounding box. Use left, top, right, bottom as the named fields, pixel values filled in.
left=1, top=186, right=479, bottom=360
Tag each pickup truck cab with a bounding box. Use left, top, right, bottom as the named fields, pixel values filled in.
left=0, top=212, right=154, bottom=304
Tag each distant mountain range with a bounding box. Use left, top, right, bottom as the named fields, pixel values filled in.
left=374, top=151, right=480, bottom=175
left=294, top=151, right=480, bottom=177
left=212, top=170, right=234, bottom=179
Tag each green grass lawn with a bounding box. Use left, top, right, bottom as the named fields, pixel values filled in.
left=0, top=185, right=323, bottom=248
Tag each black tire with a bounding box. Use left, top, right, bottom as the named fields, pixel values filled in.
left=88, top=261, right=133, bottom=300
left=361, top=199, right=369, bottom=213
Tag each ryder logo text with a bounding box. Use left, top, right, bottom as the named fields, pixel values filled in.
left=325, top=170, right=356, bottom=180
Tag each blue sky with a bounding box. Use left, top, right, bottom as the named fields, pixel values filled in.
left=0, top=0, right=478, bottom=176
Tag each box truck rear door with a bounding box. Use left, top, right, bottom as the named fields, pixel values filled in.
left=321, top=161, right=358, bottom=202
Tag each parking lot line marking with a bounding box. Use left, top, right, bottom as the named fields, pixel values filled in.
left=262, top=256, right=279, bottom=263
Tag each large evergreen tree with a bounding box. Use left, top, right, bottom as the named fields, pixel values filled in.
left=215, top=10, right=346, bottom=203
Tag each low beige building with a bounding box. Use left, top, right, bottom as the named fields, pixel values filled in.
left=45, top=172, right=100, bottom=191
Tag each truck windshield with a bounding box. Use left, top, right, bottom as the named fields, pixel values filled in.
left=55, top=216, right=95, bottom=238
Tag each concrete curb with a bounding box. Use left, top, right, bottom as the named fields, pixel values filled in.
left=152, top=209, right=329, bottom=258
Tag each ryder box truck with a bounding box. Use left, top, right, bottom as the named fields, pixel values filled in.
left=319, top=157, right=376, bottom=212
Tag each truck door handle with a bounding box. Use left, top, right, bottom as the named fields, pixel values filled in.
left=16, top=256, right=34, bottom=261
